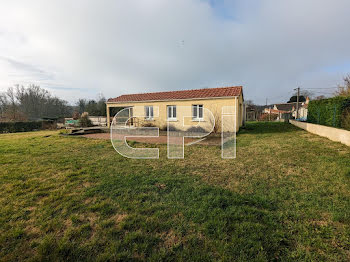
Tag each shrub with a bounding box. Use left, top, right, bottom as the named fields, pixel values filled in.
left=341, top=107, right=350, bottom=130
left=186, top=126, right=207, bottom=133
left=167, top=124, right=177, bottom=131
left=160, top=124, right=177, bottom=131
left=0, top=121, right=42, bottom=133
left=79, top=112, right=93, bottom=127
left=307, top=96, right=350, bottom=128
left=258, top=113, right=278, bottom=121
left=142, top=122, right=156, bottom=127
left=72, top=111, right=80, bottom=120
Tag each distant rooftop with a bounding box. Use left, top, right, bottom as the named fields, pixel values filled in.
left=274, top=102, right=302, bottom=112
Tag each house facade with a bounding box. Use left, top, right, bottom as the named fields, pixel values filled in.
left=263, top=97, right=310, bottom=120
left=106, top=86, right=244, bottom=132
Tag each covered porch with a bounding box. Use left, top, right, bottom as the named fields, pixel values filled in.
left=106, top=104, right=136, bottom=128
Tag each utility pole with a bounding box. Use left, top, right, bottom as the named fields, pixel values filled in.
left=294, top=87, right=300, bottom=119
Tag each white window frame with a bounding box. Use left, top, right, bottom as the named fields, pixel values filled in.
left=167, top=105, right=177, bottom=121
left=192, top=104, right=203, bottom=121
left=145, top=106, right=154, bottom=120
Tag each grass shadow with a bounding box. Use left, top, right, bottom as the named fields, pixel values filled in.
left=84, top=170, right=291, bottom=261
left=239, top=121, right=301, bottom=135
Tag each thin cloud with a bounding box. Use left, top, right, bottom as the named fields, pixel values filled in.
left=0, top=56, right=54, bottom=80
left=0, top=0, right=349, bottom=104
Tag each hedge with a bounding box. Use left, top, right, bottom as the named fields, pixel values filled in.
left=0, top=121, right=43, bottom=133
left=307, top=96, right=350, bottom=129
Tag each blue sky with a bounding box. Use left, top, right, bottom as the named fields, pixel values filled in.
left=0, top=0, right=349, bottom=104
left=206, top=0, right=237, bottom=20
left=205, top=0, right=261, bottom=21
left=323, top=62, right=350, bottom=74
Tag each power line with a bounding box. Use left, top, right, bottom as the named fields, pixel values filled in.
left=302, top=87, right=338, bottom=90
left=268, top=90, right=294, bottom=101
left=295, top=87, right=300, bottom=119
left=307, top=91, right=335, bottom=94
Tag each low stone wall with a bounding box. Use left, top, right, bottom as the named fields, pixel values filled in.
left=289, top=120, right=350, bottom=146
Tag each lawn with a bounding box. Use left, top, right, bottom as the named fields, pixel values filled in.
left=0, top=122, right=349, bottom=261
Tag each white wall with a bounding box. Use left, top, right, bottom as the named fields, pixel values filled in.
left=290, top=120, right=350, bottom=146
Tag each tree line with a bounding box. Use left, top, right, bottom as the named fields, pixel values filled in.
left=0, top=84, right=107, bottom=122
left=76, top=97, right=106, bottom=116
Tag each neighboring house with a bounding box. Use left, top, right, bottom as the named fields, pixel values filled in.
left=245, top=105, right=265, bottom=121
left=263, top=97, right=310, bottom=120
left=106, top=86, right=244, bottom=132
left=264, top=108, right=289, bottom=115
left=274, top=103, right=300, bottom=112
left=297, top=102, right=308, bottom=120
left=245, top=105, right=258, bottom=121
left=288, top=97, right=309, bottom=119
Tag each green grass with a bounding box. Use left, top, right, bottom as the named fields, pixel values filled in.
left=0, top=122, right=350, bottom=261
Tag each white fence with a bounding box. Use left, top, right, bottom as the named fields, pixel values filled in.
left=89, top=116, right=107, bottom=127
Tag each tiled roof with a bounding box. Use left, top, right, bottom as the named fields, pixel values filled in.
left=266, top=109, right=289, bottom=114
left=107, top=86, right=242, bottom=103
left=275, top=102, right=302, bottom=112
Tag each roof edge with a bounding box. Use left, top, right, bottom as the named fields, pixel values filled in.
left=107, top=86, right=243, bottom=103
left=106, top=95, right=240, bottom=104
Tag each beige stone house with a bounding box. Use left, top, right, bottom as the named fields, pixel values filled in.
left=106, top=86, right=244, bottom=132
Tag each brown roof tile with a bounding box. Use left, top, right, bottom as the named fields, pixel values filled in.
left=107, top=86, right=243, bottom=103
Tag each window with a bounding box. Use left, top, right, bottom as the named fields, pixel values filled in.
left=167, top=105, right=177, bottom=120
left=192, top=104, right=203, bottom=120
left=145, top=106, right=154, bottom=120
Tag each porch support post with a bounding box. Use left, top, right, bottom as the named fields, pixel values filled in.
left=107, top=104, right=110, bottom=128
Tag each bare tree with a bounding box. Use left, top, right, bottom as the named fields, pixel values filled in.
left=315, top=95, right=326, bottom=100
left=0, top=93, right=7, bottom=117
left=0, top=84, right=71, bottom=121
left=288, top=90, right=314, bottom=103
left=15, top=84, right=70, bottom=119
left=245, top=100, right=255, bottom=106
left=300, top=90, right=314, bottom=98
left=77, top=99, right=87, bottom=114
left=6, top=87, right=19, bottom=121
left=209, top=106, right=221, bottom=134
left=335, top=75, right=350, bottom=97
left=16, top=84, right=48, bottom=119
left=76, top=96, right=106, bottom=116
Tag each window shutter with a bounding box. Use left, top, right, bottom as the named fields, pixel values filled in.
left=168, top=106, right=171, bottom=119
left=192, top=105, right=197, bottom=119
left=199, top=105, right=203, bottom=119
